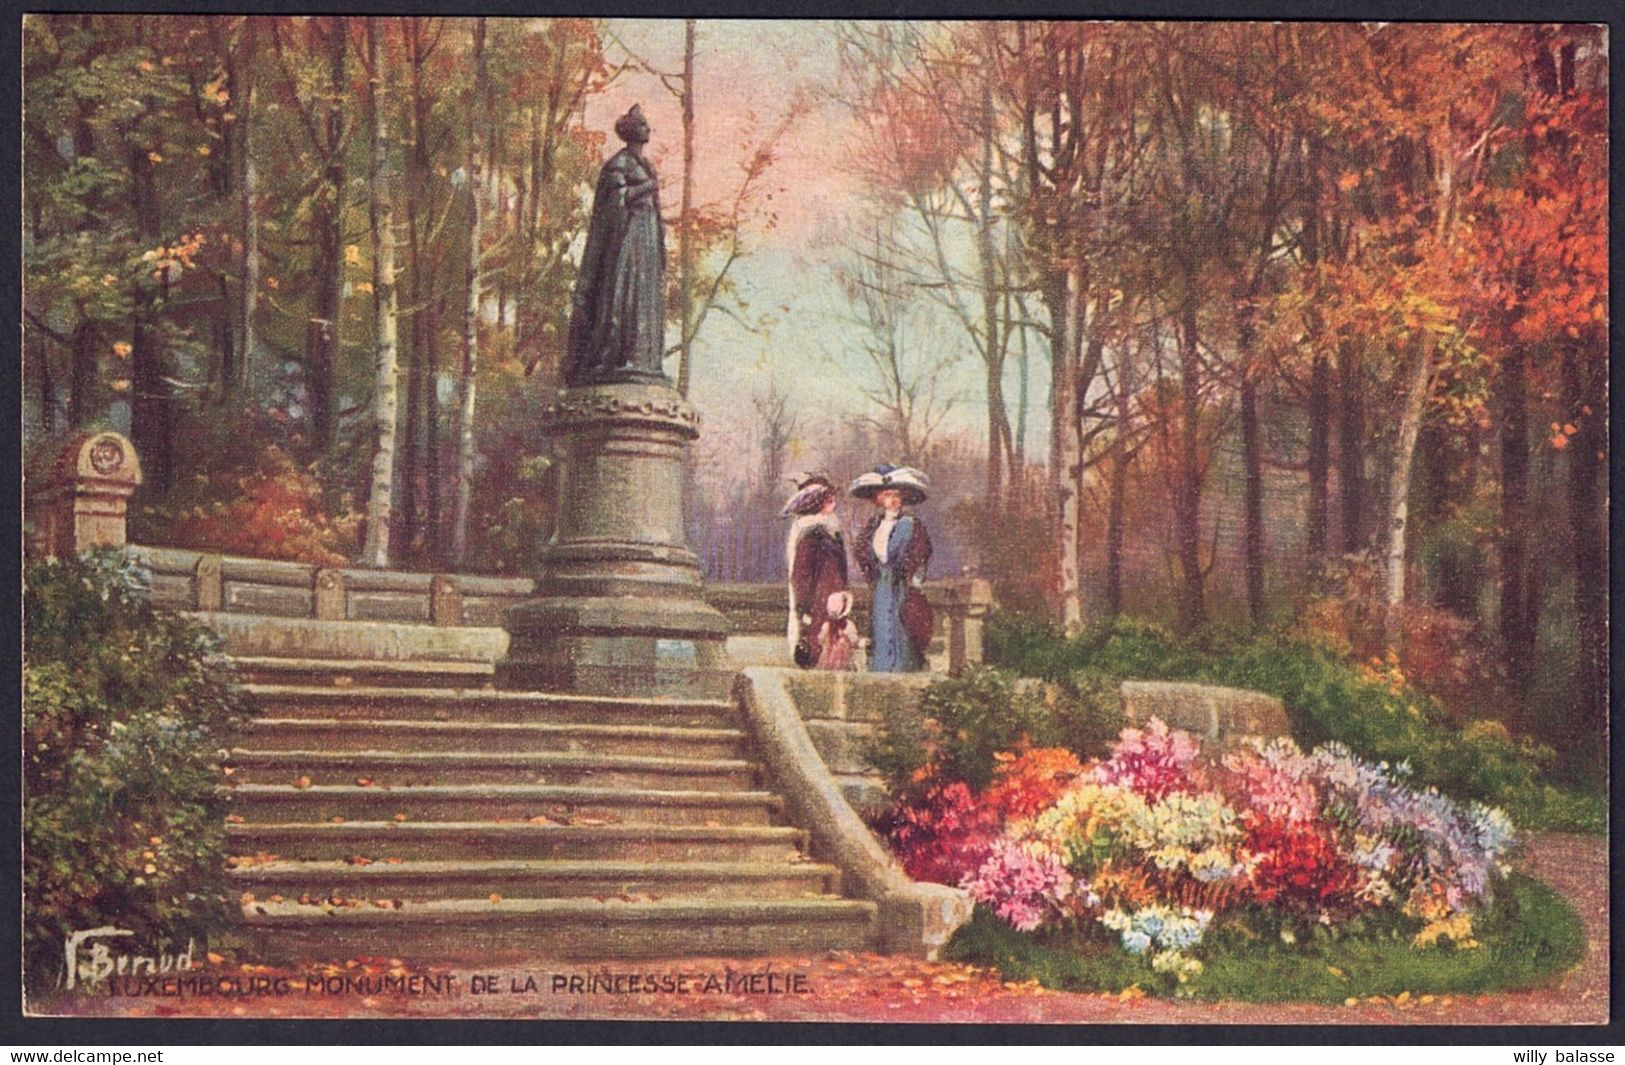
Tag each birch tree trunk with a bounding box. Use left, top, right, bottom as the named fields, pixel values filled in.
left=1382, top=338, right=1433, bottom=650
left=360, top=20, right=400, bottom=569
left=450, top=17, right=487, bottom=565
left=1050, top=266, right=1084, bottom=631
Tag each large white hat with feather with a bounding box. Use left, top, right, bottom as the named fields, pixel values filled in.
left=849, top=464, right=929, bottom=505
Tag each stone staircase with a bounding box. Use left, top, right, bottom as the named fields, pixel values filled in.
left=223, top=657, right=880, bottom=962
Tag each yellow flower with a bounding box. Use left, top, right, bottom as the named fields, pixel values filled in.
left=1414, top=914, right=1477, bottom=950
left=197, top=145, right=212, bottom=156
left=148, top=152, right=164, bottom=164
left=112, top=341, right=132, bottom=358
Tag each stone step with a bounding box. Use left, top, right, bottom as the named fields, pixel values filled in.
left=229, top=657, right=496, bottom=689
left=228, top=858, right=841, bottom=901
left=226, top=749, right=759, bottom=790
left=241, top=685, right=737, bottom=728
left=245, top=718, right=748, bottom=759
left=223, top=784, right=782, bottom=826
left=235, top=896, right=879, bottom=963
left=229, top=822, right=809, bottom=863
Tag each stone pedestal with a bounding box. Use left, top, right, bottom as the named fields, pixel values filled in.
left=497, top=382, right=730, bottom=698
left=31, top=431, right=144, bottom=559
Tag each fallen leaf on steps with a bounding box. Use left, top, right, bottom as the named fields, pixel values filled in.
left=295, top=776, right=312, bottom=789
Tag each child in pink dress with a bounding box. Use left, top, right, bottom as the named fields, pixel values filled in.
left=817, top=591, right=861, bottom=671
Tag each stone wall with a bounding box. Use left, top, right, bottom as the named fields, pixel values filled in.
left=780, top=672, right=938, bottom=817
left=124, top=545, right=994, bottom=673
left=1119, top=680, right=1290, bottom=746
left=127, top=545, right=534, bottom=627
left=769, top=674, right=1295, bottom=818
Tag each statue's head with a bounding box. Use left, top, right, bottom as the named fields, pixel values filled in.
left=614, top=105, right=651, bottom=145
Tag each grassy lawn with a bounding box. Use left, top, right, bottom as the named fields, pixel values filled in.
left=944, top=874, right=1585, bottom=1002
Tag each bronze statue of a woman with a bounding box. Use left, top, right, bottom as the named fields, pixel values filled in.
left=564, top=104, right=668, bottom=386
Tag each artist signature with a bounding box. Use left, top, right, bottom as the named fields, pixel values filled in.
left=63, top=926, right=195, bottom=990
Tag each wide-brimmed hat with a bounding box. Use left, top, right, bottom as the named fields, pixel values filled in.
left=781, top=474, right=837, bottom=517
left=849, top=464, right=928, bottom=505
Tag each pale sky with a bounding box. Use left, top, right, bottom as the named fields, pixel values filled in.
left=583, top=19, right=1051, bottom=474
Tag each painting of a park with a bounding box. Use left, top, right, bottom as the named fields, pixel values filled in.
left=19, top=16, right=1609, bottom=1028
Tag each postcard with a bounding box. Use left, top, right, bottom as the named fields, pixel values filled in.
left=19, top=15, right=1608, bottom=1028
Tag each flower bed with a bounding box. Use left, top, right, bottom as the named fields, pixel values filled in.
left=881, top=719, right=1519, bottom=995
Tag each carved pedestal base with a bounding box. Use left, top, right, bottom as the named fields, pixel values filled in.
left=497, top=381, right=730, bottom=699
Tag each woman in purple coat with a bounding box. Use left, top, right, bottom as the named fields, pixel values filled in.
left=782, top=476, right=850, bottom=669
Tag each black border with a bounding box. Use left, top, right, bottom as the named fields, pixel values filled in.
left=3, top=0, right=1620, bottom=1047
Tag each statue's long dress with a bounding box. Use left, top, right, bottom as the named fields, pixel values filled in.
left=565, top=149, right=666, bottom=382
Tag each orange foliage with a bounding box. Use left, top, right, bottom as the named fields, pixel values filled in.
left=166, top=446, right=362, bottom=566
left=981, top=746, right=1084, bottom=822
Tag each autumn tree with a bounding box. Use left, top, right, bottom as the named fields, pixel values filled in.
left=357, top=18, right=400, bottom=567
left=834, top=231, right=960, bottom=466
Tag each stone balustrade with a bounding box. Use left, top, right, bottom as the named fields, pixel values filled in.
left=708, top=578, right=995, bottom=676
left=29, top=432, right=996, bottom=669
left=118, top=544, right=995, bottom=672
left=124, top=544, right=535, bottom=627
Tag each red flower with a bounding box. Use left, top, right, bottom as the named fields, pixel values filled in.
left=881, top=779, right=1000, bottom=886
left=981, top=747, right=1084, bottom=822
left=1243, top=813, right=1363, bottom=913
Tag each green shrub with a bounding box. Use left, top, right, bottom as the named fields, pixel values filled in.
left=23, top=551, right=245, bottom=991
left=946, top=874, right=1586, bottom=1001
left=866, top=667, right=1123, bottom=797
left=985, top=612, right=1598, bottom=833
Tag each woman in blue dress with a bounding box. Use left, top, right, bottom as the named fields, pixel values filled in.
left=851, top=465, right=933, bottom=672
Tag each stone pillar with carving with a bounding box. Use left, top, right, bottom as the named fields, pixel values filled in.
left=497, top=381, right=730, bottom=698
left=31, top=431, right=144, bottom=559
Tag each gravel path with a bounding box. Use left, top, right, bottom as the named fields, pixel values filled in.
left=34, top=833, right=1607, bottom=1026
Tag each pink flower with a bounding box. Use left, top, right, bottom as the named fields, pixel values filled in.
left=962, top=838, right=1075, bottom=932
left=1091, top=718, right=1205, bottom=800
